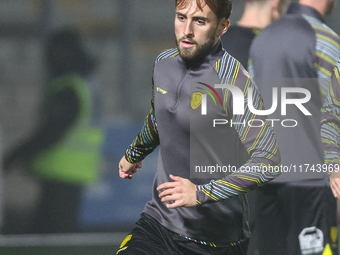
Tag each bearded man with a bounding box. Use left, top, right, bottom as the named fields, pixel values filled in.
left=117, top=0, right=281, bottom=254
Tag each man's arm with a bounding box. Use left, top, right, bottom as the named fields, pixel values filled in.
left=119, top=158, right=143, bottom=179
left=321, top=61, right=340, bottom=199
left=124, top=107, right=159, bottom=163
left=119, top=81, right=160, bottom=178
left=304, top=15, right=340, bottom=100
left=195, top=69, right=281, bottom=205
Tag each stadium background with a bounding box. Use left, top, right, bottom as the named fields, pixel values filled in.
left=0, top=0, right=339, bottom=254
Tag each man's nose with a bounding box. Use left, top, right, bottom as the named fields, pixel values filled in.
left=183, top=21, right=194, bottom=38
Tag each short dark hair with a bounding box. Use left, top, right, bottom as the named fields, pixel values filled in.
left=175, top=0, right=233, bottom=20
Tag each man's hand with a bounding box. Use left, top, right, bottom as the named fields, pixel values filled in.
left=330, top=171, right=340, bottom=199
left=118, top=156, right=142, bottom=179
left=157, top=174, right=196, bottom=209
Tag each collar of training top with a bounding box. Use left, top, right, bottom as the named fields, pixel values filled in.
left=287, top=3, right=325, bottom=23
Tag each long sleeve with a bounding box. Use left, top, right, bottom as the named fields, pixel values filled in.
left=125, top=81, right=160, bottom=163
left=196, top=66, right=281, bottom=204
left=321, top=62, right=340, bottom=168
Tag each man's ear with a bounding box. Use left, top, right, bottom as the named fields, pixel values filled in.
left=271, top=0, right=281, bottom=18
left=217, top=18, right=230, bottom=37
left=272, top=0, right=280, bottom=9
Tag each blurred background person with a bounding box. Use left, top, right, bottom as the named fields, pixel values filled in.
left=221, top=1, right=290, bottom=253
left=3, top=28, right=104, bottom=234
left=222, top=0, right=290, bottom=69
left=322, top=58, right=340, bottom=199
left=248, top=0, right=340, bottom=254
left=321, top=58, right=340, bottom=243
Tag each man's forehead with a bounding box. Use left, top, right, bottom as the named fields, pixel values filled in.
left=176, top=0, right=207, bottom=13
left=176, top=0, right=214, bottom=17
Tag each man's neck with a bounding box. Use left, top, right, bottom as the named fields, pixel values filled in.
left=299, top=0, right=326, bottom=16
left=237, top=2, right=273, bottom=29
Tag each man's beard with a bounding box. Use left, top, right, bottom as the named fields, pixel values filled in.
left=175, top=32, right=217, bottom=68
left=325, top=0, right=336, bottom=15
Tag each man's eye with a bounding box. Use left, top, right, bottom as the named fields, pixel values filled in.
left=196, top=19, right=205, bottom=25
left=178, top=16, right=185, bottom=21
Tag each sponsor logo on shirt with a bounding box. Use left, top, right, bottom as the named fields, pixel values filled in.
left=190, top=92, right=202, bottom=110
left=157, top=87, right=168, bottom=94
left=195, top=82, right=223, bottom=114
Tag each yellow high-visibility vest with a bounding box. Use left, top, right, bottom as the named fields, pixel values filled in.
left=32, top=74, right=104, bottom=185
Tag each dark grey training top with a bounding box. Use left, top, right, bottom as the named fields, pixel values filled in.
left=126, top=41, right=281, bottom=244
left=249, top=3, right=340, bottom=181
